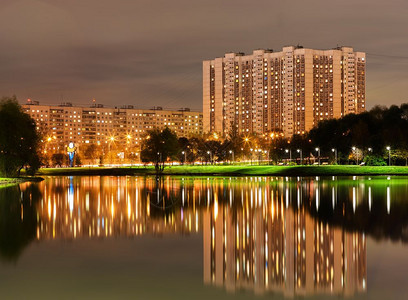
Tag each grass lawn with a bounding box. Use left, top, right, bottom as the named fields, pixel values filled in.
left=0, top=177, right=44, bottom=187
left=36, top=165, right=408, bottom=177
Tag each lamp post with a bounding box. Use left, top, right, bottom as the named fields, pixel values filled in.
left=108, top=136, right=115, bottom=164
left=229, top=150, right=234, bottom=164
left=258, top=149, right=262, bottom=165
left=181, top=151, right=186, bottom=165
left=207, top=151, right=212, bottom=165
left=297, top=149, right=302, bottom=165
left=352, top=146, right=359, bottom=165
left=386, top=146, right=391, bottom=166
left=285, top=149, right=292, bottom=164
left=331, top=148, right=337, bottom=165
left=315, top=147, right=320, bottom=165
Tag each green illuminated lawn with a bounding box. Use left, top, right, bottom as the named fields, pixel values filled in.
left=0, top=177, right=43, bottom=187
left=36, top=165, right=408, bottom=177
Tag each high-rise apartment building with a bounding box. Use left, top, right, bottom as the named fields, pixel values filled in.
left=203, top=46, right=366, bottom=137
left=23, top=100, right=203, bottom=154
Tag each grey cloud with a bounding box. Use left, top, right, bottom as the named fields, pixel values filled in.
left=0, top=0, right=407, bottom=109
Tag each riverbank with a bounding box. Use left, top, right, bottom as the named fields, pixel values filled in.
left=0, top=177, right=44, bottom=187
left=36, top=165, right=408, bottom=177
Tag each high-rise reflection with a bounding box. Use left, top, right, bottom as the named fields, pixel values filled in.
left=203, top=202, right=366, bottom=297
left=14, top=175, right=408, bottom=297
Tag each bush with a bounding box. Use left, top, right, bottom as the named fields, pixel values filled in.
left=364, top=155, right=387, bottom=166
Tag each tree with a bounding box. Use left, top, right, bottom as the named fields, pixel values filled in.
left=82, top=144, right=102, bottom=165
left=140, top=127, right=179, bottom=174
left=51, top=153, right=66, bottom=167
left=0, top=96, right=40, bottom=177
left=308, top=103, right=408, bottom=165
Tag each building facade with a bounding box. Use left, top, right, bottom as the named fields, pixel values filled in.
left=23, top=100, right=203, bottom=157
left=203, top=46, right=366, bottom=137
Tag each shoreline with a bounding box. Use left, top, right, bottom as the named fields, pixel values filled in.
left=0, top=177, right=44, bottom=187
left=35, top=165, right=408, bottom=177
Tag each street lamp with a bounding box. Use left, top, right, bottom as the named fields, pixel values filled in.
left=207, top=151, right=212, bottom=164
left=264, top=150, right=269, bottom=164
left=315, top=147, right=320, bottom=165
left=331, top=148, right=337, bottom=165
left=285, top=149, right=292, bottom=164
left=108, top=136, right=115, bottom=164
left=229, top=150, right=234, bottom=163
left=181, top=151, right=186, bottom=164
left=297, top=149, right=302, bottom=165
left=352, top=146, right=359, bottom=165
left=386, top=146, right=391, bottom=166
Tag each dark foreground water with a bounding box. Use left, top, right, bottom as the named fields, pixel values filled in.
left=1, top=175, right=408, bottom=299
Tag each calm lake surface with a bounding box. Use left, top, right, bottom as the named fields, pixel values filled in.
left=1, top=175, right=408, bottom=299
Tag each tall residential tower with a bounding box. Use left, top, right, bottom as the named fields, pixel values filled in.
left=203, top=46, right=366, bottom=137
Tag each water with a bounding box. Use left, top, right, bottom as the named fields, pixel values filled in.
left=0, top=175, right=408, bottom=299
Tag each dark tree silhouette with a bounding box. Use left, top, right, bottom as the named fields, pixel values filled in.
left=0, top=96, right=40, bottom=177
left=140, top=127, right=180, bottom=174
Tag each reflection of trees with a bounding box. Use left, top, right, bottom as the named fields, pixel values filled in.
left=304, top=197, right=408, bottom=243
left=0, top=184, right=41, bottom=262
left=293, top=180, right=408, bottom=243
left=146, top=177, right=408, bottom=243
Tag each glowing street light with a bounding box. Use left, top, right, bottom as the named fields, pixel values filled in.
left=332, top=148, right=337, bottom=164
left=352, top=146, right=360, bottom=165
left=181, top=151, right=186, bottom=164
left=386, top=146, right=391, bottom=166
left=297, top=149, right=302, bottom=165
left=229, top=150, right=234, bottom=163
left=285, top=149, right=292, bottom=164
left=207, top=151, right=212, bottom=164
left=315, top=147, right=320, bottom=165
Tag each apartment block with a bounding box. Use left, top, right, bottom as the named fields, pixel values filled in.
left=23, top=100, right=203, bottom=153
left=203, top=46, right=366, bottom=137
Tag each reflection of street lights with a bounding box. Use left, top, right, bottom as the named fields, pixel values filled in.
left=297, top=149, right=302, bottom=165
left=285, top=149, right=292, bottom=164
left=229, top=150, right=234, bottom=163
left=315, top=147, right=320, bottom=165
left=332, top=148, right=337, bottom=165
left=386, top=146, right=391, bottom=166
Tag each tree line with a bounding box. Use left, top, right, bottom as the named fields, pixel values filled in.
left=142, top=103, right=408, bottom=168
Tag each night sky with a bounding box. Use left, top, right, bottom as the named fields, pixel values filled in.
left=0, top=0, right=407, bottom=110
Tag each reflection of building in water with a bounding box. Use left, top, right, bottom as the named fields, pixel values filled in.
left=203, top=194, right=366, bottom=297
left=31, top=175, right=369, bottom=297
left=34, top=176, right=202, bottom=239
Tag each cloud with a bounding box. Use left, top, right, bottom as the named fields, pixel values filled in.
left=0, top=0, right=407, bottom=109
